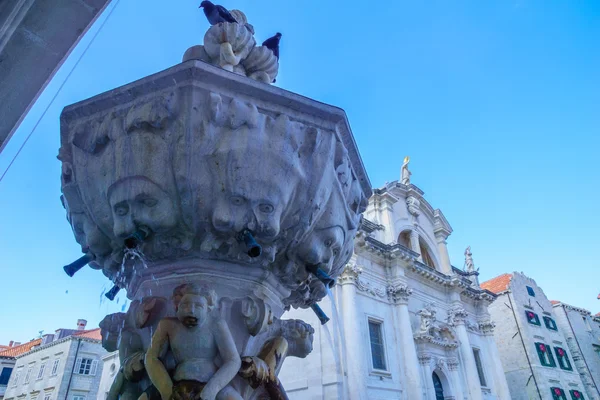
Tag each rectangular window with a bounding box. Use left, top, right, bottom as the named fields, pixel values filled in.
left=50, top=359, right=60, bottom=376
left=535, top=342, right=556, bottom=367
left=544, top=317, right=558, bottom=331
left=368, top=320, right=387, bottom=371
left=44, top=393, right=52, bottom=400
left=555, top=347, right=573, bottom=371
left=24, top=366, right=33, bottom=384
left=526, top=311, right=541, bottom=326
left=472, top=348, right=487, bottom=387
left=75, top=358, right=97, bottom=376
left=0, top=367, right=13, bottom=385
left=551, top=387, right=567, bottom=400
left=11, top=369, right=21, bottom=387
left=527, top=286, right=536, bottom=296
left=570, top=389, right=585, bottom=399
left=72, top=396, right=86, bottom=400
left=36, top=362, right=46, bottom=380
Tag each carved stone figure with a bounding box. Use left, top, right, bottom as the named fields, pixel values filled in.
left=464, top=246, right=475, bottom=273
left=146, top=284, right=242, bottom=400
left=400, top=156, right=411, bottom=185
left=417, top=304, right=437, bottom=334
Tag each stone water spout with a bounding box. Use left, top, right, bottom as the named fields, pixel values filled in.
left=58, top=8, right=370, bottom=399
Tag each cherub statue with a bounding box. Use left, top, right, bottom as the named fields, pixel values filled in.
left=145, top=284, right=242, bottom=400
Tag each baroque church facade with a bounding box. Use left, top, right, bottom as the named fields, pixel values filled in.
left=279, top=163, right=511, bottom=400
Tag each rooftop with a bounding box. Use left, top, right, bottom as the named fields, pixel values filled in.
left=0, top=339, right=42, bottom=358
left=480, top=273, right=513, bottom=294
left=73, top=328, right=101, bottom=341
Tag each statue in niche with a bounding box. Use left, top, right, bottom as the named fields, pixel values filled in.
left=464, top=246, right=477, bottom=273
left=101, top=297, right=168, bottom=400
left=417, top=304, right=437, bottom=335
left=400, top=156, right=411, bottom=185
left=239, top=319, right=314, bottom=398
left=146, top=284, right=242, bottom=400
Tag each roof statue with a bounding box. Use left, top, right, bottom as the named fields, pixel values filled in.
left=464, top=246, right=477, bottom=273
left=400, top=156, right=411, bottom=185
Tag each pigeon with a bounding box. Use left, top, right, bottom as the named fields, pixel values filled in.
left=262, top=32, right=282, bottom=60
left=199, top=1, right=238, bottom=25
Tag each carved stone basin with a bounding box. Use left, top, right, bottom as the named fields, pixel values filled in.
left=59, top=59, right=370, bottom=399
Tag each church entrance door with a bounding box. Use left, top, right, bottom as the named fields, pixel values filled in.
left=432, top=371, right=445, bottom=400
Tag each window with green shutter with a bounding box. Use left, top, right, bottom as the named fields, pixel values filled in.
left=526, top=311, right=541, bottom=326
left=551, top=387, right=567, bottom=400
left=535, top=342, right=556, bottom=367
left=544, top=316, right=558, bottom=331
left=555, top=347, right=573, bottom=371
left=569, top=389, right=585, bottom=399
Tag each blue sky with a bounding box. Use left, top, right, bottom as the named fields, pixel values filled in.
left=0, top=0, right=598, bottom=344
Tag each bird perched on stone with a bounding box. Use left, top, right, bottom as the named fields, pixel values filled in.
left=199, top=1, right=238, bottom=25
left=262, top=33, right=282, bottom=60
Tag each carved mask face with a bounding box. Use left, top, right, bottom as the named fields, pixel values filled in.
left=109, top=177, right=177, bottom=240
left=285, top=323, right=314, bottom=358
left=69, top=212, right=112, bottom=258
left=176, top=294, right=208, bottom=328
left=212, top=171, right=287, bottom=241
left=298, top=225, right=345, bottom=271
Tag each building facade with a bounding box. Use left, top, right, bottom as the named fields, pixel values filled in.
left=482, top=272, right=589, bottom=400
left=551, top=301, right=600, bottom=399
left=97, top=351, right=119, bottom=400
left=3, top=320, right=107, bottom=400
left=279, top=171, right=511, bottom=400
left=0, top=341, right=42, bottom=400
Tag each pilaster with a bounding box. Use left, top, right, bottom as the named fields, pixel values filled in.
left=449, top=306, right=482, bottom=400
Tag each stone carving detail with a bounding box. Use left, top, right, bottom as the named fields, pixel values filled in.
left=60, top=57, right=370, bottom=399
left=417, top=352, right=432, bottom=365
left=338, top=263, right=362, bottom=284
left=478, top=320, right=496, bottom=335
left=464, top=246, right=476, bottom=273
left=435, top=357, right=446, bottom=371
left=446, top=357, right=459, bottom=371
left=414, top=304, right=458, bottom=349
left=355, top=279, right=387, bottom=299
left=183, top=10, right=278, bottom=84
left=406, top=195, right=421, bottom=217
left=447, top=306, right=469, bottom=326
left=466, top=320, right=480, bottom=333
left=387, top=284, right=412, bottom=304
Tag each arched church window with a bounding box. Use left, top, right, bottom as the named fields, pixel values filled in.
left=419, top=238, right=436, bottom=268
left=398, top=231, right=411, bottom=249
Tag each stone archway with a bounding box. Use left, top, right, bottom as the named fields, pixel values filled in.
left=431, top=368, right=455, bottom=400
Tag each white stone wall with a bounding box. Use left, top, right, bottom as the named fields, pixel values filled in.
left=3, top=338, right=106, bottom=400
left=553, top=304, right=600, bottom=400
left=280, top=182, right=509, bottom=400
left=488, top=273, right=587, bottom=399
left=98, top=352, right=119, bottom=400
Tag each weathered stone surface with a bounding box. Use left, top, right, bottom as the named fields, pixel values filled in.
left=60, top=58, right=370, bottom=398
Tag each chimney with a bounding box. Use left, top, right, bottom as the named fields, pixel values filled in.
left=13, top=342, right=21, bottom=346
left=76, top=319, right=87, bottom=331
left=8, top=341, right=13, bottom=347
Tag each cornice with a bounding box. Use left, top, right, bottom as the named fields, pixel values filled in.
left=552, top=302, right=592, bottom=316
left=15, top=335, right=100, bottom=359
left=359, top=217, right=384, bottom=234
left=414, top=334, right=459, bottom=349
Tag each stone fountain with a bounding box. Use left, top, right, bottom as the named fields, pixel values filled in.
left=58, top=9, right=370, bottom=400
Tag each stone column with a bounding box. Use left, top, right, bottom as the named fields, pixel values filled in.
left=451, top=307, right=482, bottom=400
left=480, top=321, right=511, bottom=400
left=418, top=353, right=434, bottom=400
left=447, top=357, right=465, bottom=400
left=388, top=284, right=424, bottom=399
left=434, top=232, right=452, bottom=274
left=338, top=264, right=368, bottom=400
left=409, top=229, right=422, bottom=261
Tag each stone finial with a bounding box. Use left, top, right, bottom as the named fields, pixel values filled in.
left=387, top=284, right=412, bottom=304
left=184, top=9, right=279, bottom=84
left=400, top=156, right=411, bottom=185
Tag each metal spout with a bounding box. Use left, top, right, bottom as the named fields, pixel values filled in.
left=124, top=228, right=149, bottom=249
left=63, top=254, right=93, bottom=277
left=238, top=229, right=262, bottom=258
left=311, top=304, right=330, bottom=325
left=306, top=264, right=335, bottom=288
left=105, top=285, right=121, bottom=301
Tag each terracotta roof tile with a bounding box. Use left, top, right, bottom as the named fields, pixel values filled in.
left=550, top=300, right=560, bottom=305
left=73, top=328, right=101, bottom=341
left=0, top=339, right=42, bottom=358
left=595, top=312, right=600, bottom=318
left=481, top=273, right=513, bottom=294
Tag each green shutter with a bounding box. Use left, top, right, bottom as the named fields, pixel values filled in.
left=569, top=389, right=585, bottom=399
